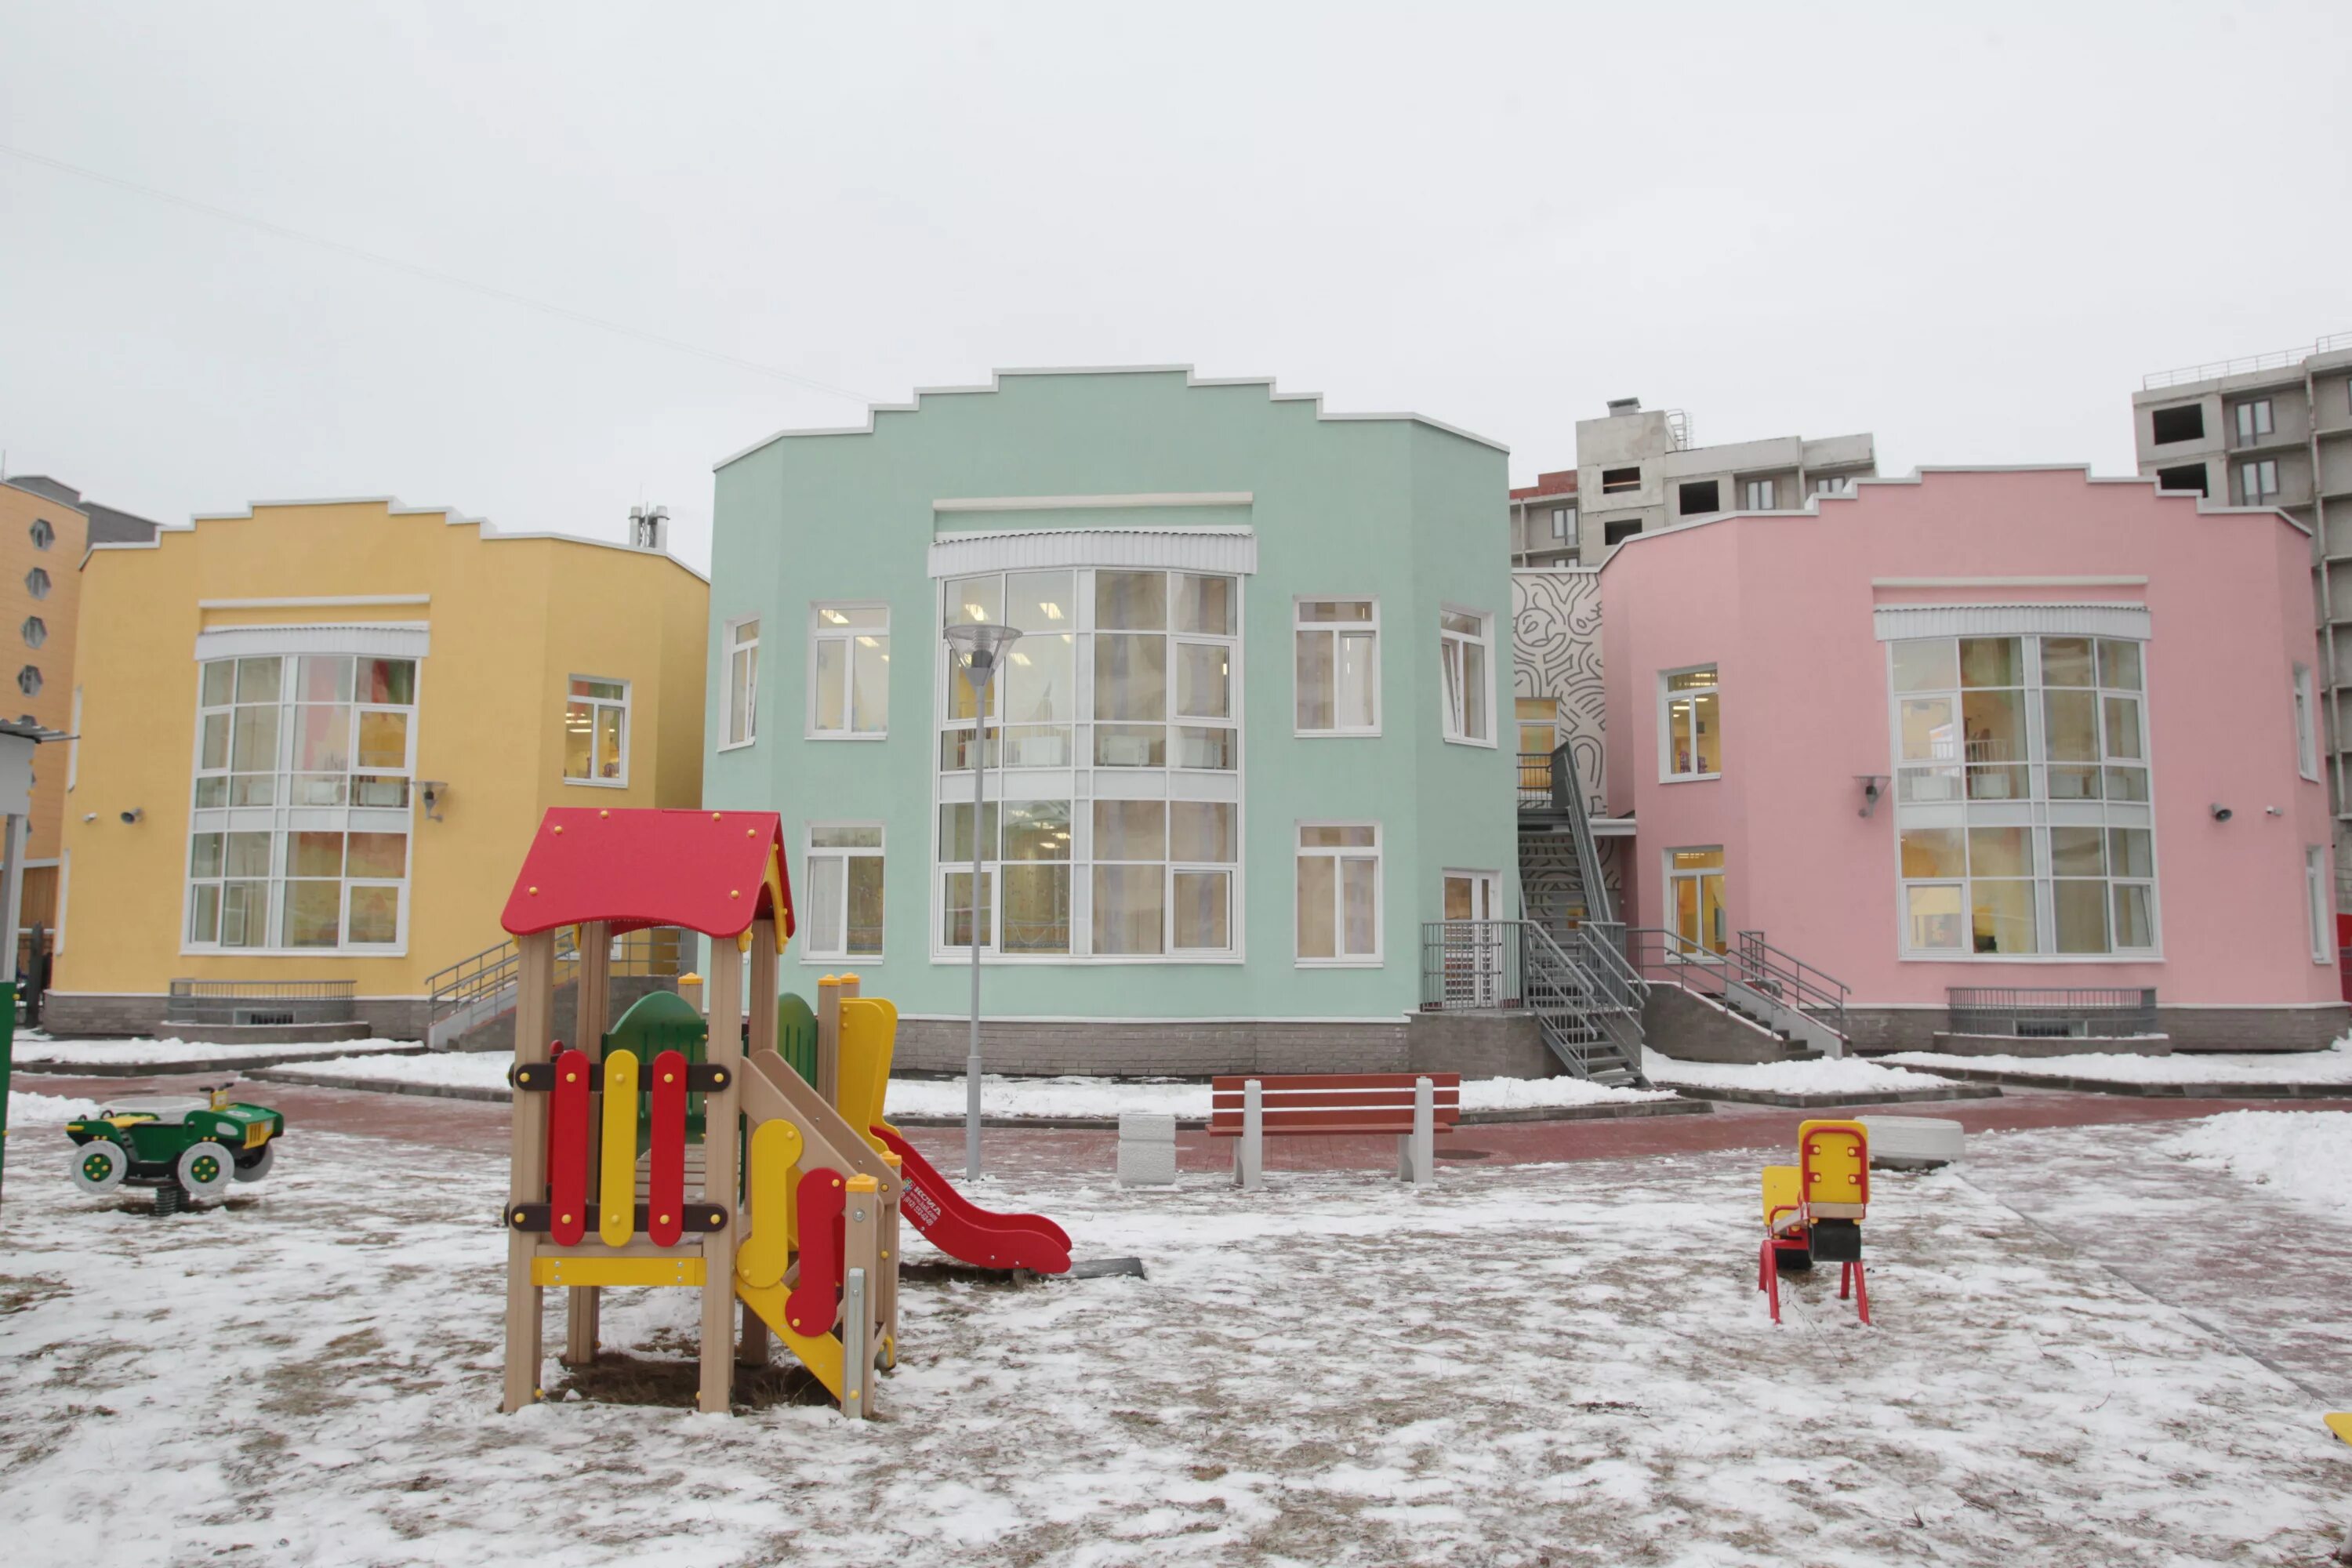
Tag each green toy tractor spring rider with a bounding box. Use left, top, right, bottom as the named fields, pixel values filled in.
left=64, top=1084, right=286, bottom=1214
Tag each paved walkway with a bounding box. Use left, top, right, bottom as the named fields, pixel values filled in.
left=26, top=1069, right=2352, bottom=1176
left=1966, top=1118, right=2352, bottom=1408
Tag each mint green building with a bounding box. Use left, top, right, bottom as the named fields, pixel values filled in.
left=706, top=368, right=1520, bottom=1073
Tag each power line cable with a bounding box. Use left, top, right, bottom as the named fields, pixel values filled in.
left=0, top=141, right=876, bottom=406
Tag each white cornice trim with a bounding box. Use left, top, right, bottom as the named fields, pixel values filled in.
left=935, top=492, right=1252, bottom=514
left=1871, top=576, right=2149, bottom=589
left=713, top=365, right=1510, bottom=470
left=198, top=593, right=433, bottom=610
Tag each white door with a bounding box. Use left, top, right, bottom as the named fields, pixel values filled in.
left=1443, top=871, right=1503, bottom=1005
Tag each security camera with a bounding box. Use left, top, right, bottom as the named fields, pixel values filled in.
left=118, top=808, right=143, bottom=825
left=2209, top=804, right=2232, bottom=822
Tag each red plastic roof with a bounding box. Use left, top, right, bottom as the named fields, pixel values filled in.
left=500, top=808, right=793, bottom=945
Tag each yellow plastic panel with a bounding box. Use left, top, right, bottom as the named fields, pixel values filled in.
left=735, top=1277, right=846, bottom=1400
left=534, top=1255, right=706, bottom=1288
left=737, top=1117, right=804, bottom=1289
left=2326, top=1412, right=2352, bottom=1446
left=837, top=997, right=900, bottom=1149
left=1761, top=1165, right=1802, bottom=1231
left=1798, top=1119, right=1869, bottom=1218
left=600, top=1049, right=640, bottom=1247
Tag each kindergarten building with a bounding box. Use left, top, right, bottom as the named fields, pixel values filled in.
left=1515, top=466, right=2348, bottom=1056
left=706, top=367, right=1521, bottom=1074
left=48, top=498, right=708, bottom=1039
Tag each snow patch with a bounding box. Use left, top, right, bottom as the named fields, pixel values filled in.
left=1642, top=1047, right=1951, bottom=1094
left=7, top=1088, right=100, bottom=1125
left=1886, top=1037, right=2352, bottom=1084
left=16, top=1033, right=414, bottom=1066
left=2166, top=1109, right=2352, bottom=1221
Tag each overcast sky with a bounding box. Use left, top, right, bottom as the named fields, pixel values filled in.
left=2, top=2, right=2347, bottom=573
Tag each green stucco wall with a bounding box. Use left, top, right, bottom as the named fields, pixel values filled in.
left=706, top=368, right=1516, bottom=1022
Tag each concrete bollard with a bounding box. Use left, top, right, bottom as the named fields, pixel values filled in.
left=1116, top=1112, right=1178, bottom=1186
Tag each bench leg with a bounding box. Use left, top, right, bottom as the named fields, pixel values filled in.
left=1236, top=1079, right=1263, bottom=1191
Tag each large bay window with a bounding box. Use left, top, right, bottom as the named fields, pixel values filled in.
left=1889, top=632, right=2157, bottom=957
left=187, top=652, right=417, bottom=952
left=935, top=567, right=1240, bottom=960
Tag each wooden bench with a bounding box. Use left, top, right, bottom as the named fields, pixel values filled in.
left=1209, top=1073, right=1461, bottom=1189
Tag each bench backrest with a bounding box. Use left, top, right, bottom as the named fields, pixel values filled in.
left=1209, top=1073, right=1462, bottom=1135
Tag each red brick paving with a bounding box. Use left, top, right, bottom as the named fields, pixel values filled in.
left=24, top=1071, right=2352, bottom=1181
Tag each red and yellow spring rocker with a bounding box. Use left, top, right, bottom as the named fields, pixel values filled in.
left=1758, top=1119, right=1871, bottom=1326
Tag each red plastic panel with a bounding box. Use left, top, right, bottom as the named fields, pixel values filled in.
left=647, top=1049, right=688, bottom=1248
left=499, top=808, right=795, bottom=942
left=546, top=1046, right=591, bottom=1247
left=785, top=1168, right=846, bottom=1337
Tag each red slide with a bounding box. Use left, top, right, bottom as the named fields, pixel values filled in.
left=870, top=1123, right=1073, bottom=1275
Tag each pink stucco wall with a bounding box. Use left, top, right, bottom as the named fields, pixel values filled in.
left=1599, top=468, right=2336, bottom=1007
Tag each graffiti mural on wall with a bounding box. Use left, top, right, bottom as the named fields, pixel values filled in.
left=1512, top=568, right=1605, bottom=812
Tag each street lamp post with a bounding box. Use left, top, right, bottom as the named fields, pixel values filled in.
left=944, top=622, right=1022, bottom=1182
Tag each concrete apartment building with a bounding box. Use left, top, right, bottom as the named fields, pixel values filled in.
left=1515, top=400, right=1876, bottom=566
left=2132, top=332, right=2352, bottom=887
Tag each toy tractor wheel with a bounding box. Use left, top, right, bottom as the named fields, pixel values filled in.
left=232, top=1142, right=276, bottom=1183
left=71, top=1140, right=129, bottom=1193
left=176, top=1141, right=236, bottom=1200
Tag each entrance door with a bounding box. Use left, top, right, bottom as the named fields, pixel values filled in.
left=1443, top=870, right=1503, bottom=1005
left=1666, top=848, right=1727, bottom=958
left=1516, top=697, right=1558, bottom=799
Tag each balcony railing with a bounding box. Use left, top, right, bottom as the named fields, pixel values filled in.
left=1947, top=986, right=2158, bottom=1039
left=2143, top=332, right=2352, bottom=390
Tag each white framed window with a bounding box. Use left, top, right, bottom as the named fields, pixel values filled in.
left=934, top=568, right=1241, bottom=962
left=1297, top=822, right=1380, bottom=964
left=1439, top=608, right=1493, bottom=745
left=1742, top=478, right=1777, bottom=510
left=1550, top=505, right=1573, bottom=540
left=2234, top=397, right=2274, bottom=445
left=2294, top=662, right=2320, bottom=782
left=1664, top=847, right=1727, bottom=956
left=722, top=617, right=760, bottom=748
left=186, top=652, right=418, bottom=953
left=2307, top=846, right=2332, bottom=966
left=2240, top=459, right=2279, bottom=505
left=1889, top=633, right=2159, bottom=959
left=562, top=677, right=628, bottom=786
left=1295, top=598, right=1379, bottom=735
left=1814, top=475, right=1855, bottom=497
left=804, top=823, right=884, bottom=959
left=808, top=604, right=889, bottom=737
left=1661, top=665, right=1722, bottom=780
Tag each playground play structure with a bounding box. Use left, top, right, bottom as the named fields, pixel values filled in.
left=1758, top=1119, right=1871, bottom=1326
left=63, top=1085, right=284, bottom=1214
left=498, top=807, right=1068, bottom=1418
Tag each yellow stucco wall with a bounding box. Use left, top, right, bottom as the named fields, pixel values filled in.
left=54, top=499, right=708, bottom=1003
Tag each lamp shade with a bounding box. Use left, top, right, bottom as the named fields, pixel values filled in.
left=945, top=622, right=1023, bottom=692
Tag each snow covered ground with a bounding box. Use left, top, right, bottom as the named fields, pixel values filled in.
left=261, top=1057, right=1681, bottom=1115
left=1886, top=1037, right=2352, bottom=1084
left=2, top=1121, right=2347, bottom=1563
left=2168, top=1109, right=2352, bottom=1221
left=6, top=1087, right=99, bottom=1126
left=14, top=1032, right=418, bottom=1068
left=1641, top=1048, right=1953, bottom=1096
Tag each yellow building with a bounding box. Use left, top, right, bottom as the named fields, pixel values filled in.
left=0, top=475, right=161, bottom=935
left=50, top=497, right=708, bottom=1038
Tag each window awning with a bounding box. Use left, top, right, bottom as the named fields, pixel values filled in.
left=193, top=622, right=432, bottom=661
left=1872, top=604, right=2150, bottom=642
left=927, top=527, right=1257, bottom=579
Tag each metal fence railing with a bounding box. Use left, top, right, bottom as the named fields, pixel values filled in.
left=1417, top=919, right=1649, bottom=1081
left=1947, top=986, right=2158, bottom=1039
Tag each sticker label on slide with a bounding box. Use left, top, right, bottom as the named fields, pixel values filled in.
left=902, top=1180, right=943, bottom=1230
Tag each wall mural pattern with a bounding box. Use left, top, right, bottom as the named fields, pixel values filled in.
left=1511, top=569, right=1606, bottom=811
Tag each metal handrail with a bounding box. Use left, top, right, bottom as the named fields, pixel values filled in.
left=2142, top=332, right=2352, bottom=390
left=1734, top=930, right=1849, bottom=1040
left=1555, top=740, right=1616, bottom=925
left=1529, top=920, right=1646, bottom=1074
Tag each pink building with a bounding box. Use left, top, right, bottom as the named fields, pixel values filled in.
left=1598, top=466, right=2345, bottom=1054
